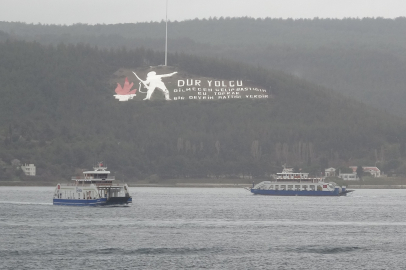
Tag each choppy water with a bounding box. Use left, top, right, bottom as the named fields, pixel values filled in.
left=1, top=187, right=406, bottom=269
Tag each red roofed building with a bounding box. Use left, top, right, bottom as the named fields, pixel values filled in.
left=349, top=166, right=381, bottom=177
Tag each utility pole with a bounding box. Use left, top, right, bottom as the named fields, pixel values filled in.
left=165, top=0, right=168, bottom=66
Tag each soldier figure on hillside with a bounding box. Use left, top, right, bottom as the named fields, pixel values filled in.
left=133, top=71, right=177, bottom=100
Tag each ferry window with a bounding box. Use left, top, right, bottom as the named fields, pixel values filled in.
left=288, top=185, right=293, bottom=190
left=268, top=185, right=274, bottom=190
left=275, top=185, right=279, bottom=190
left=295, top=185, right=300, bottom=190
left=310, top=185, right=315, bottom=191
left=302, top=185, right=308, bottom=190
left=280, top=185, right=286, bottom=190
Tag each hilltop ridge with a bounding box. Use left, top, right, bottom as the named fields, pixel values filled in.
left=1, top=18, right=406, bottom=117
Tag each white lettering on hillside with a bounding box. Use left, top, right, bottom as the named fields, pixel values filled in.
left=173, top=79, right=269, bottom=101
left=178, top=79, right=243, bottom=88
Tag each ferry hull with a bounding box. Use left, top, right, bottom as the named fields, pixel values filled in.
left=251, top=189, right=350, bottom=196
left=53, top=198, right=103, bottom=206
left=105, top=196, right=132, bottom=205
left=53, top=197, right=132, bottom=206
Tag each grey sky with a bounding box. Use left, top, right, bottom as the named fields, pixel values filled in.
left=1, top=0, right=405, bottom=25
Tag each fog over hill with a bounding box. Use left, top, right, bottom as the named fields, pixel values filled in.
left=1, top=40, right=406, bottom=182
left=1, top=17, right=405, bottom=117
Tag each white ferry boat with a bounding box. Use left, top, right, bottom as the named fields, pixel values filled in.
left=53, top=163, right=132, bottom=206
left=249, top=168, right=353, bottom=196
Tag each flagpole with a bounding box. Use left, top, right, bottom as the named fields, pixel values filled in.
left=165, top=0, right=168, bottom=66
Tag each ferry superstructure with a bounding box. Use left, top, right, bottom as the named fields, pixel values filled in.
left=250, top=169, right=352, bottom=196
left=53, top=163, right=132, bottom=206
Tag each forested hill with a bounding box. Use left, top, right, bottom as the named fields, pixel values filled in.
left=0, top=40, right=406, bottom=182
left=0, top=30, right=9, bottom=42
left=1, top=18, right=406, bottom=117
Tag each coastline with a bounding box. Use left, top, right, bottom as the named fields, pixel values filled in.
left=1, top=180, right=406, bottom=189
left=0, top=181, right=250, bottom=188
left=130, top=183, right=250, bottom=188
left=347, top=185, right=406, bottom=189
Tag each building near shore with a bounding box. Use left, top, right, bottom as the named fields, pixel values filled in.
left=338, top=173, right=359, bottom=181
left=349, top=166, right=381, bottom=177
left=325, top=167, right=336, bottom=177
left=21, top=164, right=36, bottom=176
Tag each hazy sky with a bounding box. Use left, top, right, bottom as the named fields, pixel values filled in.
left=1, top=0, right=405, bottom=25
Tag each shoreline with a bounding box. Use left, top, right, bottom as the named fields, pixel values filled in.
left=347, top=185, right=406, bottom=189
left=1, top=181, right=406, bottom=189
left=0, top=182, right=251, bottom=188
left=130, top=183, right=250, bottom=188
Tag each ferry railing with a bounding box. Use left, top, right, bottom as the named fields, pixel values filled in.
left=60, top=182, right=125, bottom=187
left=95, top=183, right=124, bottom=187
left=61, top=183, right=124, bottom=188
left=71, top=176, right=115, bottom=181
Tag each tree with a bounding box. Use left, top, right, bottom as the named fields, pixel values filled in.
left=356, top=166, right=364, bottom=181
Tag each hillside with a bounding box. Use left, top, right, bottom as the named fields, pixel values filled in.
left=0, top=40, right=406, bottom=182
left=1, top=18, right=406, bottom=117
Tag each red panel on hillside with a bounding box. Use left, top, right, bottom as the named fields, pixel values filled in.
left=115, top=77, right=136, bottom=95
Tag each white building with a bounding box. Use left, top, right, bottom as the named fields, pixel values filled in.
left=324, top=167, right=336, bottom=177
left=349, top=166, right=381, bottom=177
left=362, top=167, right=381, bottom=177
left=21, top=164, right=36, bottom=176
left=338, top=173, right=359, bottom=181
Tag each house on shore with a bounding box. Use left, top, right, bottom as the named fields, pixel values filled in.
left=349, top=166, right=381, bottom=177
left=324, top=167, right=336, bottom=177
left=21, top=164, right=36, bottom=176
left=338, top=173, right=359, bottom=181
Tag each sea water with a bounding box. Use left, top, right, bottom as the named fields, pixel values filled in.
left=1, top=187, right=406, bottom=269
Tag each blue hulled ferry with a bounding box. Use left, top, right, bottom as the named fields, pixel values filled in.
left=53, top=163, right=132, bottom=206
left=250, top=168, right=353, bottom=196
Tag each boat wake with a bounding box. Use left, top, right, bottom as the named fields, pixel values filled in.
left=0, top=201, right=52, bottom=206
left=101, top=204, right=132, bottom=208
left=284, top=245, right=363, bottom=254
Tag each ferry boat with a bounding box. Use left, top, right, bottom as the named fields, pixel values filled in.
left=53, top=163, right=132, bottom=206
left=249, top=168, right=353, bottom=196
